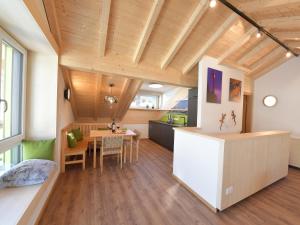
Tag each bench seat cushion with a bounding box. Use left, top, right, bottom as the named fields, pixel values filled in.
left=0, top=159, right=57, bottom=188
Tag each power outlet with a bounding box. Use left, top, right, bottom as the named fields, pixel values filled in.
left=225, top=186, right=234, bottom=195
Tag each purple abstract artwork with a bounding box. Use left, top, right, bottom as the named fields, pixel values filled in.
left=206, top=67, right=222, bottom=104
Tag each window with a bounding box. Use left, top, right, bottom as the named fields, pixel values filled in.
left=131, top=93, right=160, bottom=109
left=0, top=27, right=26, bottom=161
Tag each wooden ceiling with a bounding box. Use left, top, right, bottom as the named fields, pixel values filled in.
left=39, top=0, right=300, bottom=120
left=40, top=0, right=300, bottom=84
left=62, top=67, right=142, bottom=121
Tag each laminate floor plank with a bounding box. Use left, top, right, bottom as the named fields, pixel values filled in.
left=39, top=139, right=300, bottom=225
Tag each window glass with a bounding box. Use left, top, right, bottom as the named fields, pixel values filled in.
left=0, top=41, right=23, bottom=141
left=0, top=144, right=22, bottom=175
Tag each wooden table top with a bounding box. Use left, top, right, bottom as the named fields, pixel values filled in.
left=90, top=129, right=136, bottom=138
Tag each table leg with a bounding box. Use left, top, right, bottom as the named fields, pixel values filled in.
left=130, top=136, right=133, bottom=163
left=93, top=138, right=96, bottom=168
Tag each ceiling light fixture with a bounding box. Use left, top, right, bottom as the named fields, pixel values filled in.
left=209, top=0, right=217, bottom=8
left=218, top=0, right=298, bottom=57
left=286, top=51, right=292, bottom=58
left=149, top=83, right=163, bottom=89
left=104, top=84, right=118, bottom=104
left=256, top=30, right=262, bottom=38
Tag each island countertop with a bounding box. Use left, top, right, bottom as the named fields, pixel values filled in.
left=173, top=127, right=290, bottom=141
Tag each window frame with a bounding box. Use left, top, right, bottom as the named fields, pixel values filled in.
left=130, top=91, right=162, bottom=110
left=0, top=27, right=27, bottom=153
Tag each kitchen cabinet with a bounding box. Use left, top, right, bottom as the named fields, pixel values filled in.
left=149, top=120, right=177, bottom=151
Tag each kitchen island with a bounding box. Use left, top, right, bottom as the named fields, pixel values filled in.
left=173, top=127, right=290, bottom=211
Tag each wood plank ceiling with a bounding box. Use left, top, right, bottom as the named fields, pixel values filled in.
left=42, top=0, right=300, bottom=120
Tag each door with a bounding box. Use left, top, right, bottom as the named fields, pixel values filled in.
left=242, top=94, right=253, bottom=133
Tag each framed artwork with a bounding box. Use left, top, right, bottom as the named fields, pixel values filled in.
left=207, top=67, right=222, bottom=104
left=229, top=78, right=242, bottom=102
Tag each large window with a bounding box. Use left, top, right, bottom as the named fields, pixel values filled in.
left=131, top=92, right=160, bottom=109
left=0, top=27, right=26, bottom=170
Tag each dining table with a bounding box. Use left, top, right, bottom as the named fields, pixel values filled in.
left=90, top=129, right=136, bottom=168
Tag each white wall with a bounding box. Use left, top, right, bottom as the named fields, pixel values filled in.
left=252, top=57, right=300, bottom=136
left=197, top=56, right=244, bottom=133
left=26, top=51, right=58, bottom=140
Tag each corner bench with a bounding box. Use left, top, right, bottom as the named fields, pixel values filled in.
left=62, top=139, right=89, bottom=172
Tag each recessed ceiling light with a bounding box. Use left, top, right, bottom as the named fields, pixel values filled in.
left=209, top=0, right=217, bottom=8
left=263, top=95, right=277, bottom=107
left=286, top=51, right=292, bottom=58
left=149, top=83, right=163, bottom=89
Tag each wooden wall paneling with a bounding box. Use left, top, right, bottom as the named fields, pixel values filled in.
left=133, top=0, right=165, bottom=63
left=94, top=74, right=103, bottom=120
left=99, top=0, right=111, bottom=56
left=182, top=13, right=238, bottom=74
left=160, top=0, right=208, bottom=69
left=237, top=38, right=273, bottom=65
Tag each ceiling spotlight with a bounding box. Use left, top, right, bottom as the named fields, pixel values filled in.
left=256, top=30, right=262, bottom=38
left=149, top=83, right=163, bottom=89
left=209, top=0, right=217, bottom=8
left=286, top=51, right=292, bottom=58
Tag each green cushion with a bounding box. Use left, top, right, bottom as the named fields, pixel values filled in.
left=67, top=132, right=77, bottom=148
left=72, top=128, right=83, bottom=141
left=22, top=139, right=55, bottom=161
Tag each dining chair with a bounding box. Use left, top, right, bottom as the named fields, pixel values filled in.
left=100, top=136, right=124, bottom=174
left=88, top=128, right=110, bottom=156
left=123, top=129, right=141, bottom=163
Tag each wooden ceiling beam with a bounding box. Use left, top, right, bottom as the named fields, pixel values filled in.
left=160, top=0, right=208, bottom=69
left=94, top=74, right=103, bottom=120
left=23, top=0, right=59, bottom=54
left=237, top=38, right=273, bottom=65
left=259, top=16, right=300, bottom=28
left=61, top=67, right=79, bottom=119
left=218, top=27, right=256, bottom=64
left=273, top=31, right=300, bottom=41
left=238, top=0, right=300, bottom=13
left=285, top=41, right=300, bottom=49
left=99, top=0, right=111, bottom=57
left=115, top=80, right=143, bottom=121
left=42, top=0, right=62, bottom=47
left=113, top=78, right=131, bottom=119
left=60, top=55, right=198, bottom=87
left=133, top=0, right=165, bottom=63
left=249, top=55, right=292, bottom=80
left=249, top=47, right=285, bottom=71
left=182, top=13, right=238, bottom=74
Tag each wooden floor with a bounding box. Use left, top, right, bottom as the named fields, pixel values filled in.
left=39, top=139, right=300, bottom=225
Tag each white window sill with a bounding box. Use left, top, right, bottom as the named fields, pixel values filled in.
left=0, top=168, right=58, bottom=225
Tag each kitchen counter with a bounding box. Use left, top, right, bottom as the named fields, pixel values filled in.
left=173, top=128, right=290, bottom=211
